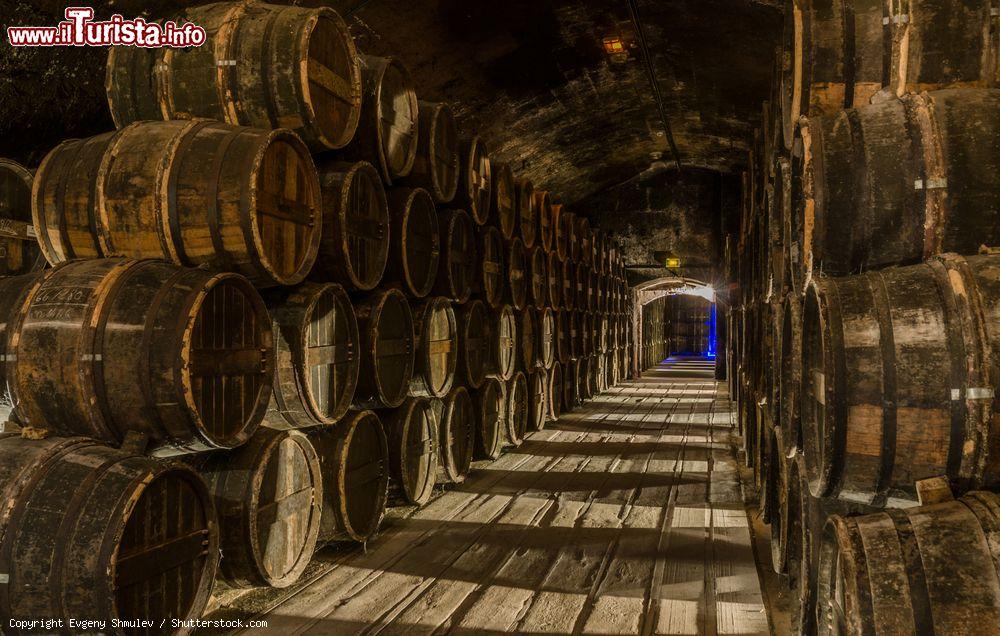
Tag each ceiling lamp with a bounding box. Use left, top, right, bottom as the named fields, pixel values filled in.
left=602, top=36, right=629, bottom=63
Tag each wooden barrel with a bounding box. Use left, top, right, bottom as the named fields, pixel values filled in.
left=2, top=259, right=272, bottom=454
left=516, top=178, right=537, bottom=248
left=347, top=55, right=418, bottom=183
left=519, top=307, right=537, bottom=371
left=767, top=428, right=791, bottom=574
left=105, top=1, right=362, bottom=151
left=385, top=397, right=437, bottom=506
left=564, top=358, right=579, bottom=411
left=409, top=297, right=458, bottom=398
left=0, top=159, right=44, bottom=277
left=458, top=300, right=491, bottom=389
left=547, top=362, right=563, bottom=421
left=779, top=292, right=803, bottom=448
left=556, top=308, right=571, bottom=364
left=562, top=260, right=576, bottom=311
left=538, top=307, right=555, bottom=370
left=316, top=160, right=389, bottom=291
left=264, top=282, right=359, bottom=429
left=534, top=191, right=553, bottom=252
left=801, top=253, right=1000, bottom=505
left=587, top=268, right=599, bottom=311
left=545, top=250, right=563, bottom=309
left=473, top=377, right=507, bottom=460
left=407, top=101, right=459, bottom=203
left=593, top=230, right=607, bottom=274
left=491, top=304, right=518, bottom=381
left=576, top=217, right=592, bottom=265
left=507, top=237, right=528, bottom=310
left=353, top=289, right=414, bottom=409
left=888, top=0, right=999, bottom=98
left=201, top=427, right=322, bottom=588
left=578, top=356, right=594, bottom=401
left=457, top=138, right=492, bottom=226
left=790, top=88, right=1000, bottom=291
left=528, top=369, right=547, bottom=431
left=310, top=410, right=389, bottom=543
left=529, top=245, right=547, bottom=311
left=33, top=120, right=321, bottom=287
left=567, top=210, right=580, bottom=262
left=817, top=490, right=1000, bottom=635
left=491, top=162, right=516, bottom=240
left=575, top=264, right=591, bottom=310
left=386, top=187, right=440, bottom=298
left=478, top=225, right=505, bottom=308
left=779, top=0, right=887, bottom=147
left=506, top=371, right=529, bottom=447
left=433, top=209, right=476, bottom=302
left=437, top=386, right=475, bottom=483
left=0, top=435, right=218, bottom=628
left=568, top=309, right=581, bottom=361
left=552, top=204, right=569, bottom=261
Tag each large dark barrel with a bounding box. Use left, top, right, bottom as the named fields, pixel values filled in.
left=547, top=361, right=563, bottom=421
left=507, top=237, right=528, bottom=310
left=437, top=386, right=475, bottom=483
left=801, top=253, right=1000, bottom=505
left=491, top=162, right=516, bottom=240
left=576, top=217, right=592, bottom=265
left=506, top=371, right=529, bottom=447
left=353, top=289, right=415, bottom=409
left=817, top=490, right=1000, bottom=635
left=556, top=308, right=571, bottom=364
left=346, top=55, right=418, bottom=183
left=105, top=1, right=362, bottom=151
left=790, top=88, right=1000, bottom=291
left=552, top=204, right=569, bottom=261
left=0, top=159, right=44, bottom=277
left=534, top=191, right=553, bottom=253
left=385, top=397, right=437, bottom=506
left=433, top=209, right=476, bottom=302
left=562, top=260, right=576, bottom=311
left=316, top=160, right=389, bottom=292
left=200, top=427, right=322, bottom=588
left=528, top=369, right=547, bottom=431
left=538, top=307, right=555, bottom=369
left=567, top=210, right=580, bottom=262
left=33, top=121, right=322, bottom=287
left=409, top=297, right=458, bottom=398
left=0, top=435, right=218, bottom=630
left=578, top=356, right=594, bottom=401
left=458, top=300, right=491, bottom=389
left=519, top=307, right=537, bottom=371
left=779, top=292, right=803, bottom=448
left=386, top=187, right=440, bottom=298
left=265, top=282, right=359, bottom=429
left=546, top=250, right=562, bottom=309
left=457, top=138, right=492, bottom=226
left=564, top=358, right=579, bottom=412
left=310, top=410, right=389, bottom=543
left=473, top=378, right=507, bottom=460
left=516, top=178, right=537, bottom=248
left=529, top=245, right=547, bottom=311
left=779, top=0, right=887, bottom=147
left=888, top=1, right=999, bottom=99
left=491, top=305, right=518, bottom=381
left=1, top=259, right=272, bottom=454
left=407, top=101, right=459, bottom=203
left=478, top=225, right=505, bottom=308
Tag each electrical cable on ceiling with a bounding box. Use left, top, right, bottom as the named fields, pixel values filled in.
left=625, top=0, right=683, bottom=171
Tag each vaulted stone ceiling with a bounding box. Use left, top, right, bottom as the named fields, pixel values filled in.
left=2, top=0, right=781, bottom=211
left=332, top=0, right=782, bottom=204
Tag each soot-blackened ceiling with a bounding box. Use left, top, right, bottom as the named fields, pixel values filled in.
left=333, top=0, right=781, bottom=204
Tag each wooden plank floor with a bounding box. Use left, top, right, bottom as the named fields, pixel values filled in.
left=226, top=357, right=768, bottom=635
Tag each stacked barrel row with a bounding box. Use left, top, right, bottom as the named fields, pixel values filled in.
left=729, top=1, right=1000, bottom=634
left=0, top=1, right=636, bottom=631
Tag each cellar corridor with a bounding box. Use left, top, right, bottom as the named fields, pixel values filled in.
left=212, top=357, right=768, bottom=635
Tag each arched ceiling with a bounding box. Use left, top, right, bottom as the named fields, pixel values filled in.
left=333, top=0, right=782, bottom=204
